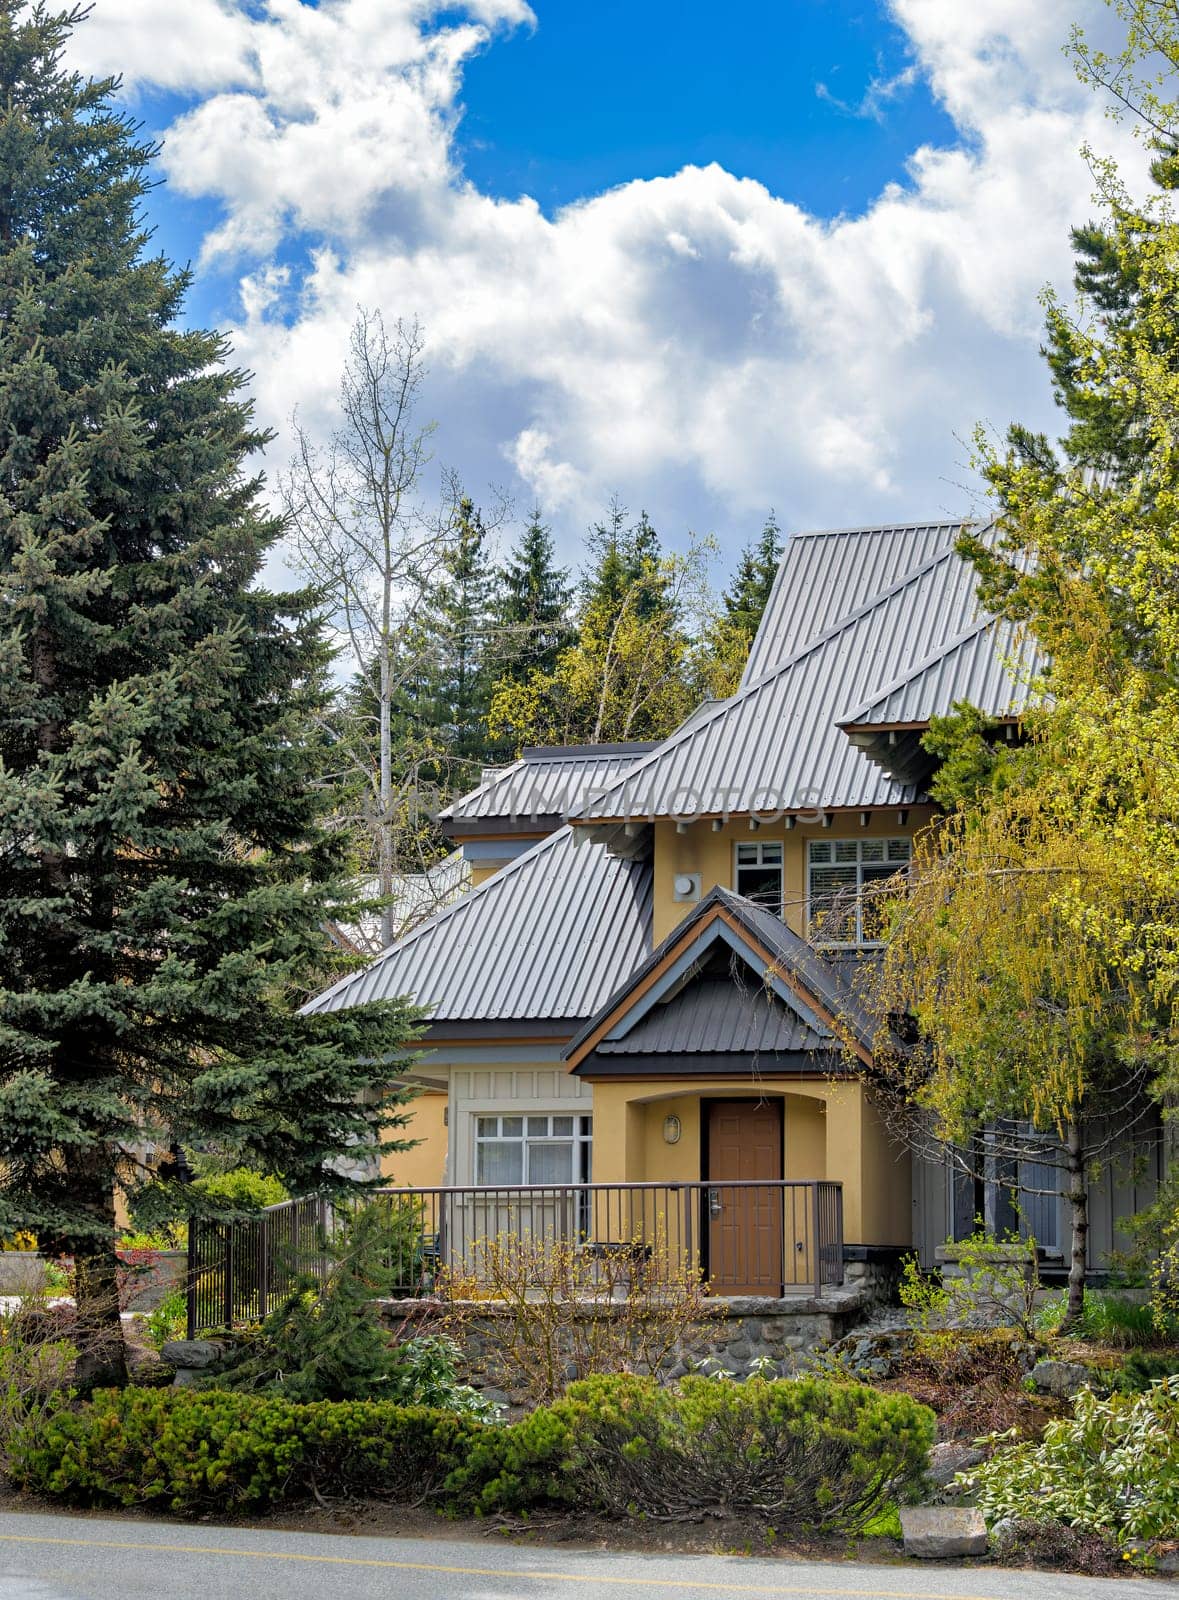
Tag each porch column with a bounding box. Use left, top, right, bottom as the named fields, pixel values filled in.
left=822, top=1082, right=865, bottom=1244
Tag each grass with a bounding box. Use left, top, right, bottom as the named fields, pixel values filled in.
left=1035, top=1289, right=1173, bottom=1349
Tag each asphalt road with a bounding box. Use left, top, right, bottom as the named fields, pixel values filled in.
left=0, top=1512, right=1167, bottom=1600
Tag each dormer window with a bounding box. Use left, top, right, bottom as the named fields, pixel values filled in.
left=734, top=841, right=784, bottom=914
left=808, top=837, right=911, bottom=945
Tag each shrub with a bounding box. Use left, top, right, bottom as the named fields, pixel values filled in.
left=989, top=1517, right=1125, bottom=1577
left=959, top=1375, right=1179, bottom=1542
left=477, top=1374, right=935, bottom=1532
left=0, top=1302, right=74, bottom=1480
left=441, top=1230, right=709, bottom=1408
left=192, top=1168, right=288, bottom=1213
left=1114, top=1350, right=1179, bottom=1393
left=901, top=1232, right=1040, bottom=1336
left=211, top=1202, right=494, bottom=1418
left=143, top=1289, right=188, bottom=1352
left=12, top=1387, right=496, bottom=1512
left=882, top=1330, right=1048, bottom=1441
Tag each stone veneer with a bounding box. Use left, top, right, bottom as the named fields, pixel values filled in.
left=377, top=1286, right=875, bottom=1411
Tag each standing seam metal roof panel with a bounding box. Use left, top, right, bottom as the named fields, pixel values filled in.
left=439, top=744, right=658, bottom=824
left=595, top=976, right=830, bottom=1054
left=742, top=521, right=967, bottom=686
left=574, top=545, right=986, bottom=821
left=839, top=618, right=1045, bottom=727
left=301, top=826, right=653, bottom=1022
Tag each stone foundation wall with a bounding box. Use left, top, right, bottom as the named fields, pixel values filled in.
left=378, top=1287, right=873, bottom=1410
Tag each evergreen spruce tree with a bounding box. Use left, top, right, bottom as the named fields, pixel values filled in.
left=721, top=512, right=783, bottom=639
left=401, top=495, right=499, bottom=773
left=492, top=508, right=572, bottom=689
left=0, top=2, right=422, bottom=1384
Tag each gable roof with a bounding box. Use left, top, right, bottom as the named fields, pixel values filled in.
left=743, top=520, right=967, bottom=686
left=301, top=825, right=653, bottom=1029
left=572, top=543, right=984, bottom=823
left=565, top=885, right=876, bottom=1073
left=438, top=742, right=657, bottom=834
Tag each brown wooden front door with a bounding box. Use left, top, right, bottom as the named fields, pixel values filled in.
left=705, top=1099, right=784, bottom=1295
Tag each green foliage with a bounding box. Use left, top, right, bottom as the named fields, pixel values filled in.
left=143, top=1289, right=188, bottom=1352
left=899, top=1234, right=1040, bottom=1336
left=15, top=1374, right=935, bottom=1527
left=12, top=1387, right=492, bottom=1512
left=491, top=507, right=573, bottom=690
left=1114, top=1351, right=1179, bottom=1392
left=0, top=1301, right=74, bottom=1476
left=1036, top=1289, right=1170, bottom=1348
left=960, top=1375, right=1179, bottom=1542
left=476, top=1374, right=935, bottom=1532
left=191, top=1169, right=289, bottom=1215
left=212, top=1202, right=408, bottom=1402
left=377, top=1334, right=499, bottom=1422
left=0, top=2, right=424, bottom=1379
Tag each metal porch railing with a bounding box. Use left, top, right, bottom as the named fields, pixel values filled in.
left=186, top=1181, right=844, bottom=1336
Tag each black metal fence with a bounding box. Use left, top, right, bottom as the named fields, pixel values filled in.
left=186, top=1181, right=845, bottom=1335
left=371, top=1181, right=845, bottom=1300
left=186, top=1195, right=328, bottom=1338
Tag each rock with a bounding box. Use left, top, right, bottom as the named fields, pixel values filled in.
left=160, top=1338, right=226, bottom=1369
left=928, top=1442, right=985, bottom=1488
left=988, top=1516, right=1018, bottom=1551
left=1029, top=1359, right=1094, bottom=1397
left=900, top=1506, right=989, bottom=1559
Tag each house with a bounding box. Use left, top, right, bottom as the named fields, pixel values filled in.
left=304, top=520, right=1170, bottom=1291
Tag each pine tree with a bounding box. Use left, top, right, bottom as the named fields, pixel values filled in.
left=493, top=508, right=572, bottom=688
left=0, top=2, right=422, bottom=1384
left=721, top=512, right=783, bottom=638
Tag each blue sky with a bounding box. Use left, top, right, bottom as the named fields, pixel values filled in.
left=453, top=1, right=958, bottom=217
left=71, top=0, right=1138, bottom=566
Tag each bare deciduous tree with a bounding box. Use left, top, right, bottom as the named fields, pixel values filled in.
left=282, top=310, right=458, bottom=949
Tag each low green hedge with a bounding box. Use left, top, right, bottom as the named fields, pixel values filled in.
left=14, top=1374, right=935, bottom=1531
left=484, top=1375, right=935, bottom=1532
left=12, top=1388, right=495, bottom=1513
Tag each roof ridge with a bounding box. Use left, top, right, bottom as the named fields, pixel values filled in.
left=302, top=826, right=572, bottom=1015
left=790, top=517, right=972, bottom=540
left=574, top=541, right=968, bottom=818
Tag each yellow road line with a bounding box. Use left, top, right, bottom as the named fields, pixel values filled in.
left=0, top=1529, right=1026, bottom=1599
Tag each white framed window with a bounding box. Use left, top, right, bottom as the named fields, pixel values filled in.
left=474, top=1114, right=593, bottom=1185
left=734, top=840, right=784, bottom=913
left=807, top=837, right=911, bottom=944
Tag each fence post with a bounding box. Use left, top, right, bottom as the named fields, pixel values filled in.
left=186, top=1218, right=198, bottom=1340
left=812, top=1183, right=822, bottom=1300
left=258, top=1210, right=269, bottom=1323
left=680, top=1185, right=694, bottom=1285
left=223, top=1223, right=235, bottom=1331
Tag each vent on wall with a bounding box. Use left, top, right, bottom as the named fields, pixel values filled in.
left=673, top=872, right=702, bottom=903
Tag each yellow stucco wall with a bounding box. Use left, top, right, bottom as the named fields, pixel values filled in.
left=380, top=1089, right=448, bottom=1188
left=585, top=1077, right=909, bottom=1247
left=650, top=809, right=937, bottom=946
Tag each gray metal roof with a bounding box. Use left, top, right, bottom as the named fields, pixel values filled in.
left=302, top=825, right=653, bottom=1024
left=595, top=975, right=827, bottom=1055
left=439, top=742, right=657, bottom=827
left=566, top=884, right=877, bottom=1069
left=839, top=616, right=1044, bottom=728
left=743, top=520, right=967, bottom=686
left=574, top=544, right=985, bottom=822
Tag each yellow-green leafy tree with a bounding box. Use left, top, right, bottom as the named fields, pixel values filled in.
left=863, top=0, right=1179, bottom=1327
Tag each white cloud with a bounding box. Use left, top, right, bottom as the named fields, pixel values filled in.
left=69, top=0, right=1152, bottom=559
